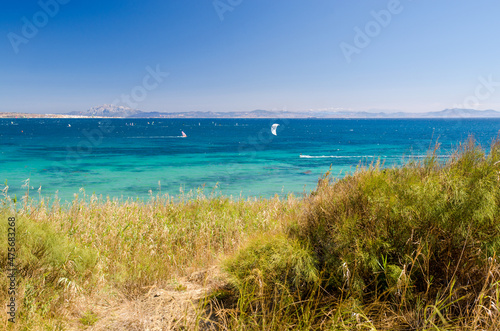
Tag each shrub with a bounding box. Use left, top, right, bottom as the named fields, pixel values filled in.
left=221, top=138, right=500, bottom=328
left=224, top=234, right=318, bottom=298
left=299, top=138, right=500, bottom=310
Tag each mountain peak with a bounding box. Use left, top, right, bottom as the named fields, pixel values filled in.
left=68, top=104, right=142, bottom=117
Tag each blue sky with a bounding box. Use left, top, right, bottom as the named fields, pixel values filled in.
left=2, top=0, right=500, bottom=113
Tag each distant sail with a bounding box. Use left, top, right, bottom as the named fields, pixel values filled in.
left=181, top=130, right=187, bottom=138
left=271, top=123, right=279, bottom=136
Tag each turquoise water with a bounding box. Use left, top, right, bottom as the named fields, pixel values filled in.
left=1, top=118, right=499, bottom=202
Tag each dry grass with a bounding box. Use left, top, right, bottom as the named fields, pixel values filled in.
left=0, top=188, right=301, bottom=329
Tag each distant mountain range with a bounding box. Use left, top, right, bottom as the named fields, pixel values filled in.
left=65, top=105, right=500, bottom=119
left=67, top=104, right=142, bottom=117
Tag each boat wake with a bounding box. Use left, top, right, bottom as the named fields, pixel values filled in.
left=300, top=155, right=386, bottom=159
left=300, top=155, right=449, bottom=159
left=129, top=136, right=187, bottom=139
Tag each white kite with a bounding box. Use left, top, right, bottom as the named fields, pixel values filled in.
left=271, top=123, right=279, bottom=136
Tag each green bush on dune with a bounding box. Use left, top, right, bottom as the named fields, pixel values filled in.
left=224, top=234, right=318, bottom=297
left=300, top=139, right=500, bottom=303
left=223, top=234, right=321, bottom=329
left=224, top=138, right=500, bottom=328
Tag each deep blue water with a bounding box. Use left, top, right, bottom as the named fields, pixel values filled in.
left=1, top=118, right=499, bottom=202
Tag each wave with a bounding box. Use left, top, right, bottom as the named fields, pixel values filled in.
left=300, top=154, right=449, bottom=159
left=127, top=136, right=185, bottom=138
left=300, top=155, right=387, bottom=159
left=412, top=155, right=449, bottom=158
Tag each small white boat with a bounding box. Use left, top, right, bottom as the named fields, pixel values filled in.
left=181, top=131, right=187, bottom=138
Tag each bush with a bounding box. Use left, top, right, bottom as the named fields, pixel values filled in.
left=220, top=138, right=500, bottom=329
left=224, top=234, right=318, bottom=298
left=299, top=138, right=500, bottom=308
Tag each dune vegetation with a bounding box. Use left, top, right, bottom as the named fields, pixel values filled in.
left=2, top=138, right=500, bottom=330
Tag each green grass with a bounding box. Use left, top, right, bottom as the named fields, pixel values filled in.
left=224, top=233, right=318, bottom=297
left=79, top=310, right=98, bottom=326
left=1, top=138, right=500, bottom=329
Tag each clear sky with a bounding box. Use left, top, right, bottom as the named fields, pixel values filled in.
left=2, top=0, right=500, bottom=114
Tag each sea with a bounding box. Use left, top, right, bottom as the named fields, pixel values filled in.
left=1, top=118, right=499, bottom=203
